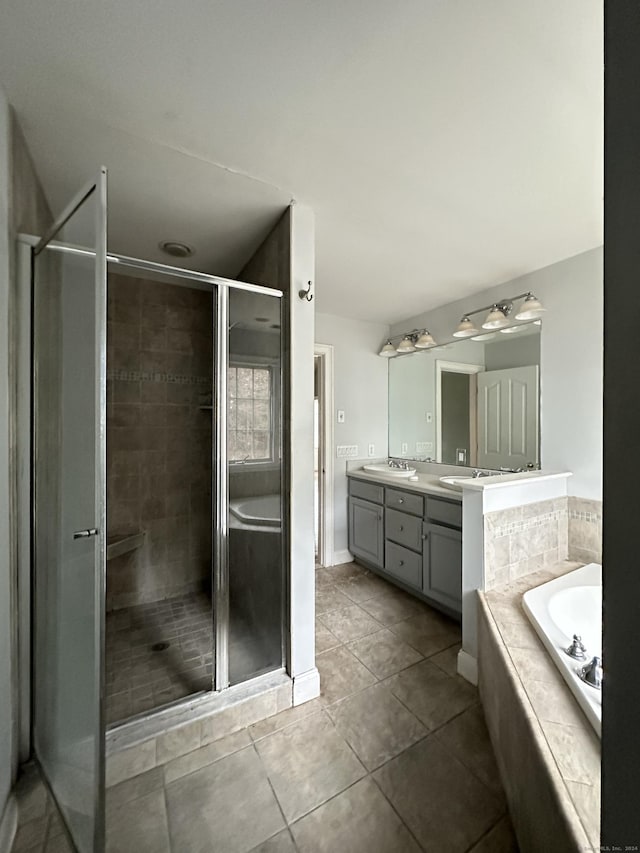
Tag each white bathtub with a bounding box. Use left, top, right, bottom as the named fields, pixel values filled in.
left=229, top=494, right=281, bottom=527
left=523, top=563, right=602, bottom=736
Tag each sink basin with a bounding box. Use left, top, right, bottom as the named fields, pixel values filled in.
left=363, top=463, right=417, bottom=478
left=439, top=476, right=473, bottom=491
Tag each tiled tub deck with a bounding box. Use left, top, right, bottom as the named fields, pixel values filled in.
left=478, top=561, right=600, bottom=852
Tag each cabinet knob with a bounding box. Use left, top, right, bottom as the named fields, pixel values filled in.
left=398, top=498, right=404, bottom=504
left=398, top=560, right=404, bottom=567
left=399, top=525, right=404, bottom=531
left=421, top=533, right=428, bottom=540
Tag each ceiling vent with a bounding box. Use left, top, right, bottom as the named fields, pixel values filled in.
left=159, top=240, right=194, bottom=259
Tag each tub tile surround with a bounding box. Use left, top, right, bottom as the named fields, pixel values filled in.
left=478, top=561, right=600, bottom=852
left=484, top=496, right=602, bottom=590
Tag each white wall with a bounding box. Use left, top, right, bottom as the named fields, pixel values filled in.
left=315, top=312, right=389, bottom=560
left=391, top=248, right=603, bottom=499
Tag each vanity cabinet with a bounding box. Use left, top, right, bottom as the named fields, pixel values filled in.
left=348, top=477, right=462, bottom=618
left=348, top=495, right=384, bottom=569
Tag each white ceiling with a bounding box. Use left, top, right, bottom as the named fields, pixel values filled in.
left=0, top=0, right=602, bottom=324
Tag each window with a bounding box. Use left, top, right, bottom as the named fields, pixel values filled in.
left=228, top=364, right=274, bottom=462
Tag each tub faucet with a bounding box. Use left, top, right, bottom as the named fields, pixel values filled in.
left=565, top=634, right=587, bottom=661
left=578, top=656, right=603, bottom=690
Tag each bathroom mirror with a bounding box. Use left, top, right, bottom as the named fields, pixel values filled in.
left=388, top=324, right=541, bottom=470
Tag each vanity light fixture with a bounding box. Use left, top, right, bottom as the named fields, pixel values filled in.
left=414, top=330, right=437, bottom=349
left=471, top=332, right=498, bottom=341
left=482, top=304, right=511, bottom=329
left=396, top=335, right=417, bottom=353
left=500, top=324, right=527, bottom=334
left=452, top=316, right=478, bottom=338
left=379, top=340, right=397, bottom=357
left=515, top=292, right=546, bottom=320
left=377, top=329, right=438, bottom=357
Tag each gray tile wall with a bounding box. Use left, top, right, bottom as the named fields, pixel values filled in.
left=106, top=274, right=213, bottom=610
left=484, top=496, right=603, bottom=590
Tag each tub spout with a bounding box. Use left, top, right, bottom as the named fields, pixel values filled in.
left=565, top=634, right=587, bottom=660
left=578, top=656, right=603, bottom=690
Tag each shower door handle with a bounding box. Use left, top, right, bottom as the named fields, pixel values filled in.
left=73, top=528, right=99, bottom=539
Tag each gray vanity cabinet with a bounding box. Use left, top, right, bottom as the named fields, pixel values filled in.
left=348, top=496, right=384, bottom=568
left=422, top=521, right=462, bottom=611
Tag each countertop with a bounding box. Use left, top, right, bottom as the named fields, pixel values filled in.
left=347, top=468, right=462, bottom=501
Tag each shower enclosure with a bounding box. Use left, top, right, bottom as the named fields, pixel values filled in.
left=30, top=170, right=287, bottom=852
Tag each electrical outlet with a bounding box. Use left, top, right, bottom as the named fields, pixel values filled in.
left=426, top=441, right=433, bottom=452
left=336, top=445, right=358, bottom=458
left=416, top=442, right=430, bottom=454
left=368, top=444, right=375, bottom=457
left=337, top=410, right=345, bottom=423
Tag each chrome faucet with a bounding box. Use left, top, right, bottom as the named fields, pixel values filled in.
left=470, top=469, right=493, bottom=478
left=578, top=656, right=603, bottom=690
left=565, top=634, right=587, bottom=661
left=388, top=459, right=411, bottom=470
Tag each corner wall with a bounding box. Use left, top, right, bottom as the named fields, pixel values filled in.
left=391, top=247, right=603, bottom=500
left=240, top=204, right=318, bottom=704
left=314, top=312, right=390, bottom=561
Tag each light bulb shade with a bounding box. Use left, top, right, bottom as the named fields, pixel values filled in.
left=482, top=306, right=510, bottom=329
left=452, top=316, right=478, bottom=338
left=471, top=332, right=497, bottom=341
left=499, top=325, right=526, bottom=334
left=379, top=341, right=397, bottom=357
left=515, top=293, right=546, bottom=320
left=396, top=335, right=416, bottom=353
left=414, top=330, right=437, bottom=348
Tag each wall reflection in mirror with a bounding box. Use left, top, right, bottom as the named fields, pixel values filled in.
left=388, top=323, right=541, bottom=471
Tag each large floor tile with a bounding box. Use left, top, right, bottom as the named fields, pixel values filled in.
left=373, top=737, right=505, bottom=853
left=291, top=777, right=421, bottom=853
left=163, top=728, right=252, bottom=784
left=430, top=643, right=461, bottom=677
left=390, top=609, right=462, bottom=657
left=347, top=627, right=423, bottom=679
left=315, top=587, right=353, bottom=615
left=334, top=572, right=390, bottom=603
left=468, top=816, right=519, bottom=852
left=249, top=829, right=297, bottom=853
left=317, top=604, right=381, bottom=643
left=254, top=711, right=366, bottom=823
left=165, top=746, right=284, bottom=853
left=435, top=705, right=505, bottom=797
left=316, top=645, right=376, bottom=705
left=361, top=589, right=425, bottom=625
left=385, top=659, right=477, bottom=730
left=315, top=622, right=341, bottom=654
left=106, top=789, right=170, bottom=853
left=327, top=682, right=427, bottom=770
left=249, top=698, right=323, bottom=742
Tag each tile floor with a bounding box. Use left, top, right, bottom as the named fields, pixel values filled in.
left=105, top=592, right=214, bottom=724
left=14, top=561, right=519, bottom=853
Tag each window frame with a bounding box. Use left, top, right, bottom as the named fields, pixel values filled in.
left=228, top=355, right=281, bottom=471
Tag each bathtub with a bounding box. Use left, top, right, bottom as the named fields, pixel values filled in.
left=523, top=563, right=602, bottom=736
left=229, top=494, right=281, bottom=527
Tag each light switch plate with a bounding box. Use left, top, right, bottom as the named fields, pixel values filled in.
left=368, top=444, right=375, bottom=457
left=336, top=445, right=358, bottom=458
left=401, top=442, right=408, bottom=455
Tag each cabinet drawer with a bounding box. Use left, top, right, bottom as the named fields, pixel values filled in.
left=425, top=496, right=462, bottom=529
left=385, top=488, right=423, bottom=517
left=385, top=508, right=423, bottom=552
left=384, top=541, right=422, bottom=588
left=349, top=479, right=384, bottom=504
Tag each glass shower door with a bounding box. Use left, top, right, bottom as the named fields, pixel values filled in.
left=32, top=170, right=107, bottom=853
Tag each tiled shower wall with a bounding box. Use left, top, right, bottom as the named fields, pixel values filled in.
left=484, top=496, right=603, bottom=590
left=106, top=273, right=213, bottom=610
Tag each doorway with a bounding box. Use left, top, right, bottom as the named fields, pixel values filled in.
left=435, top=360, right=483, bottom=466
left=313, top=344, right=334, bottom=567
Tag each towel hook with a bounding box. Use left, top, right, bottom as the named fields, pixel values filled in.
left=298, top=280, right=313, bottom=302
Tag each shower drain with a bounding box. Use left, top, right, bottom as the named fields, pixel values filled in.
left=151, top=641, right=170, bottom=652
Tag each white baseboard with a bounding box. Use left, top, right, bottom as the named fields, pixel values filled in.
left=0, top=794, right=17, bottom=853
left=457, top=650, right=478, bottom=686
left=331, top=549, right=354, bottom=566
left=292, top=667, right=321, bottom=705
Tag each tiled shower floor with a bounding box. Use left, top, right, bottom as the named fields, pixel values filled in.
left=105, top=592, right=213, bottom=725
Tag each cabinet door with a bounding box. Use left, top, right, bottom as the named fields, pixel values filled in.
left=422, top=522, right=462, bottom=612
left=348, top=497, right=384, bottom=568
